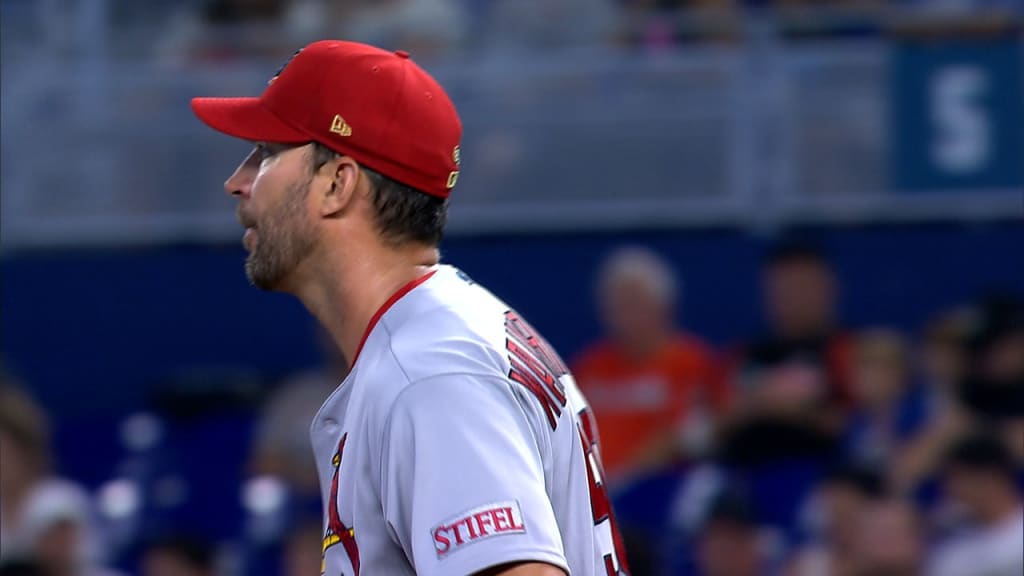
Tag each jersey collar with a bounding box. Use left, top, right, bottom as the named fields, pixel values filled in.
left=350, top=268, right=438, bottom=366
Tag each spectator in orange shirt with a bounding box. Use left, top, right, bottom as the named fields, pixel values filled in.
left=572, top=246, right=724, bottom=484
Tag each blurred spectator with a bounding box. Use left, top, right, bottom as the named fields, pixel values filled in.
left=789, top=463, right=885, bottom=576
left=1, top=379, right=52, bottom=562
left=893, top=295, right=1024, bottom=493
left=694, top=489, right=768, bottom=576
left=249, top=373, right=337, bottom=496
left=889, top=310, right=975, bottom=494
left=249, top=327, right=348, bottom=498
left=957, top=295, right=1024, bottom=460
left=719, top=353, right=838, bottom=465
left=752, top=240, right=853, bottom=409
left=17, top=479, right=120, bottom=576
left=843, top=329, right=929, bottom=466
left=281, top=517, right=322, bottom=576
left=849, top=498, right=925, bottom=576
left=239, top=331, right=344, bottom=575
left=720, top=241, right=851, bottom=465
left=1, top=377, right=120, bottom=576
left=713, top=242, right=854, bottom=541
left=918, top=310, right=972, bottom=398
left=761, top=237, right=847, bottom=399
left=572, top=246, right=724, bottom=483
left=929, top=432, right=1023, bottom=576
left=140, top=534, right=216, bottom=576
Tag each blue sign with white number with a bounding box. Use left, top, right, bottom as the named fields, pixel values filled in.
left=891, top=35, right=1023, bottom=192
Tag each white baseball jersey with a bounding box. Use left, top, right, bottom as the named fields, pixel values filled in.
left=310, top=265, right=630, bottom=576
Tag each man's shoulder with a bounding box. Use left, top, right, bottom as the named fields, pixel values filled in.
left=354, top=307, right=518, bottom=441
left=396, top=315, right=505, bottom=380
left=375, top=267, right=511, bottom=383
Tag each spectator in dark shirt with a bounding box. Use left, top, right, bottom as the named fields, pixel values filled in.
left=754, top=240, right=853, bottom=410
left=720, top=241, right=852, bottom=466
left=716, top=241, right=850, bottom=537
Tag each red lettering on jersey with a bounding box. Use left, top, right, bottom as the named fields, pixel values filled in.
left=508, top=339, right=567, bottom=405
left=452, top=520, right=467, bottom=544
left=475, top=510, right=494, bottom=536
left=576, top=410, right=630, bottom=575
left=323, top=434, right=360, bottom=575
left=577, top=410, right=611, bottom=522
left=506, top=312, right=569, bottom=376
left=507, top=506, right=525, bottom=530
left=504, top=311, right=569, bottom=431
left=432, top=501, right=527, bottom=558
left=433, top=528, right=451, bottom=555
left=509, top=358, right=561, bottom=429
left=491, top=508, right=509, bottom=531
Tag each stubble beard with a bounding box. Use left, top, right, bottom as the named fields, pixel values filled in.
left=245, top=177, right=317, bottom=291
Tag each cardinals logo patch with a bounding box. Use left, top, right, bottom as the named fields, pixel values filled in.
left=322, top=433, right=360, bottom=575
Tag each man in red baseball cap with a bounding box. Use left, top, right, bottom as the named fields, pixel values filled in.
left=191, top=39, right=462, bottom=294
left=193, top=40, right=630, bottom=576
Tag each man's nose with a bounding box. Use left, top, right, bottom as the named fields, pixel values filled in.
left=224, top=157, right=256, bottom=198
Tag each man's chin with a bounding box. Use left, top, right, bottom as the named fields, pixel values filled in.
left=245, top=260, right=285, bottom=292
left=247, top=275, right=278, bottom=291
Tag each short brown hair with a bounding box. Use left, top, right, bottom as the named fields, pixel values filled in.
left=311, top=143, right=447, bottom=247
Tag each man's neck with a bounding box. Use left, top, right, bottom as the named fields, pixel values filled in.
left=294, top=245, right=440, bottom=368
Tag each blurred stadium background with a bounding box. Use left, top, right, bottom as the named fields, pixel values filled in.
left=1, top=1, right=1022, bottom=575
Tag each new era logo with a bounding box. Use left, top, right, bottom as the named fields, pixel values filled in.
left=330, top=115, right=352, bottom=136
left=431, top=500, right=526, bottom=558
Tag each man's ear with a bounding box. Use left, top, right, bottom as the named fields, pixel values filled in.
left=318, top=156, right=361, bottom=218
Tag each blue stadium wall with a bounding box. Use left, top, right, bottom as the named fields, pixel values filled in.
left=2, top=222, right=1022, bottom=540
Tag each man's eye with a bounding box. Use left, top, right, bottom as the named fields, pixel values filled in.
left=255, top=144, right=271, bottom=161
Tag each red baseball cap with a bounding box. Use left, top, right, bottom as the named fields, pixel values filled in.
left=191, top=40, right=462, bottom=199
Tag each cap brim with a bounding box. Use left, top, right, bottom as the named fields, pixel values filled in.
left=191, top=97, right=310, bottom=143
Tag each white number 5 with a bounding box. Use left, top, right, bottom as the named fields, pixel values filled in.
left=929, top=65, right=991, bottom=175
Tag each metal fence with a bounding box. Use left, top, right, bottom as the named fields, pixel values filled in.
left=2, top=2, right=1021, bottom=249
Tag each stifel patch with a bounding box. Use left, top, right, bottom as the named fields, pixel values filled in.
left=431, top=500, right=526, bottom=558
